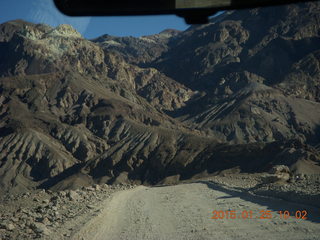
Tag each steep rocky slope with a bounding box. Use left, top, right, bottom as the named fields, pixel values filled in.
left=92, top=29, right=181, bottom=65
left=0, top=20, right=212, bottom=194
left=0, top=2, right=320, bottom=194
left=149, top=2, right=320, bottom=143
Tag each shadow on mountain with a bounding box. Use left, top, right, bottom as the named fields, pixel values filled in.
left=38, top=163, right=86, bottom=190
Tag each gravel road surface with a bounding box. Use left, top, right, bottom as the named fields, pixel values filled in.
left=72, top=182, right=320, bottom=240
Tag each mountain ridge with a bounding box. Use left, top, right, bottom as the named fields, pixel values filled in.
left=0, top=2, right=320, bottom=194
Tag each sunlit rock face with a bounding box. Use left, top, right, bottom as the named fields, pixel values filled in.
left=0, top=21, right=105, bottom=76
left=25, top=0, right=90, bottom=35
left=0, top=2, right=320, bottom=194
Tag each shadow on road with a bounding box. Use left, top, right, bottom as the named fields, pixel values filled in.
left=197, top=180, right=320, bottom=224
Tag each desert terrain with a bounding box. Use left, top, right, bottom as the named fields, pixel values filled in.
left=0, top=2, right=320, bottom=239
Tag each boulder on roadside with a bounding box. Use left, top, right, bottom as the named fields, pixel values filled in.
left=58, top=191, right=67, bottom=198
left=263, top=173, right=290, bottom=183
left=262, top=165, right=292, bottom=183
left=0, top=222, right=15, bottom=231
left=66, top=190, right=79, bottom=201
left=159, top=174, right=180, bottom=185
left=30, top=222, right=50, bottom=235
left=269, top=165, right=290, bottom=174
left=93, top=184, right=101, bottom=191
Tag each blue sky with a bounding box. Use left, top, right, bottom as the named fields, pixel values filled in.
left=0, top=0, right=189, bottom=38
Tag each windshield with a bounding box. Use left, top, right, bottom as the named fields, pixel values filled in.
left=0, top=0, right=319, bottom=239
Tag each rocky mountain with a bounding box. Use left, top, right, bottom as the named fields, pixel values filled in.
left=1, top=2, right=320, bottom=194
left=151, top=3, right=320, bottom=144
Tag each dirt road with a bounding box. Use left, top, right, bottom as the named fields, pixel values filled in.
left=72, top=182, right=320, bottom=240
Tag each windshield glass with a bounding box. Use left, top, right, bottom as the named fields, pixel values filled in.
left=0, top=0, right=320, bottom=239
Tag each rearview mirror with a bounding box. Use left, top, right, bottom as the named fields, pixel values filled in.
left=53, top=0, right=317, bottom=24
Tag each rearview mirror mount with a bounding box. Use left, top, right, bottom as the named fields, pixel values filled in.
left=53, top=0, right=317, bottom=24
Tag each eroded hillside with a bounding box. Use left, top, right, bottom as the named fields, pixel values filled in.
left=0, top=2, right=320, bottom=194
